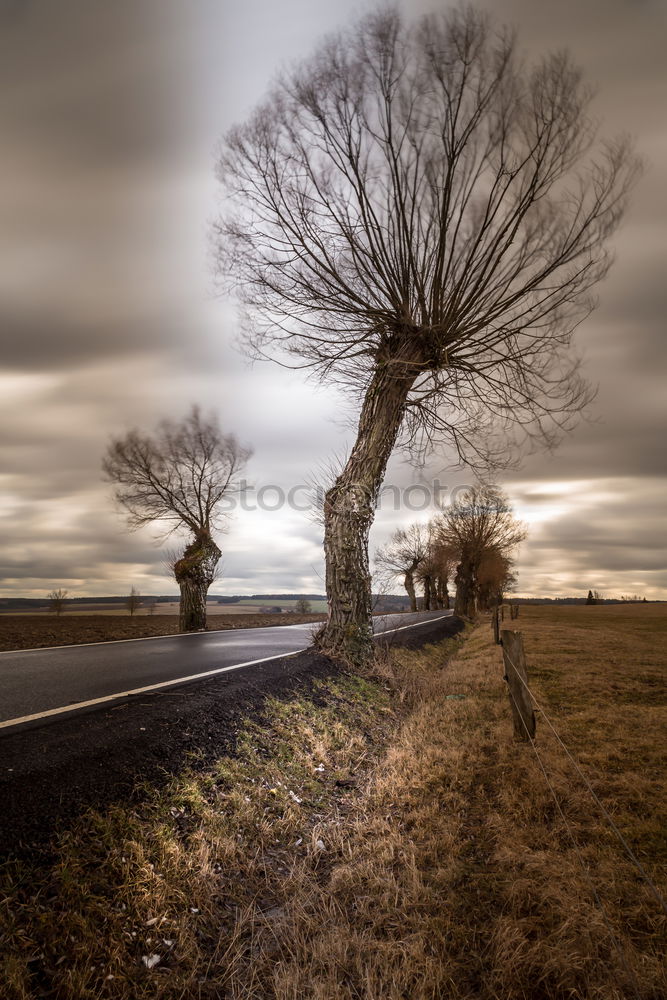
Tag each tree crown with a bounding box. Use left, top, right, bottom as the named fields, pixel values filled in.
left=435, top=483, right=526, bottom=558
left=103, top=406, right=251, bottom=536
left=217, top=4, right=640, bottom=465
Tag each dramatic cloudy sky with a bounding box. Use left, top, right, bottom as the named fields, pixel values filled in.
left=1, top=0, right=665, bottom=599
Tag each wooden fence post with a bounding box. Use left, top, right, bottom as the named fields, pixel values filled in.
left=492, top=606, right=500, bottom=645
left=501, top=630, right=535, bottom=741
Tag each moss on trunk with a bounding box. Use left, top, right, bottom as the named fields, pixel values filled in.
left=174, top=531, right=221, bottom=632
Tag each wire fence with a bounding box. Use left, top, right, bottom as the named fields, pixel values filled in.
left=501, top=639, right=667, bottom=917
left=502, top=642, right=667, bottom=916
left=505, top=683, right=643, bottom=999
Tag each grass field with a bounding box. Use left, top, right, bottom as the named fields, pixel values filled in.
left=0, top=600, right=330, bottom=616
left=0, top=602, right=263, bottom=617
left=233, top=598, right=330, bottom=613
left=1, top=605, right=664, bottom=998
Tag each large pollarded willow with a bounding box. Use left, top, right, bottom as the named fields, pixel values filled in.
left=216, top=5, right=639, bottom=664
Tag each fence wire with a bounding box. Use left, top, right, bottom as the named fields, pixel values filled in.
left=506, top=684, right=643, bottom=999
left=501, top=642, right=667, bottom=917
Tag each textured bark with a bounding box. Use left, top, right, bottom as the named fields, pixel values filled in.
left=174, top=531, right=221, bottom=632
left=454, top=558, right=476, bottom=618
left=501, top=629, right=536, bottom=741
left=422, top=574, right=433, bottom=611
left=317, top=351, right=422, bottom=664
left=404, top=569, right=418, bottom=613
left=436, top=575, right=450, bottom=610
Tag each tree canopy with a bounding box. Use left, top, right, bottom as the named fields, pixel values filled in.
left=217, top=4, right=640, bottom=466
left=103, top=406, right=250, bottom=536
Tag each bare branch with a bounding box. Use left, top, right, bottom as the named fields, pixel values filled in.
left=102, top=406, right=252, bottom=536
left=216, top=5, right=640, bottom=464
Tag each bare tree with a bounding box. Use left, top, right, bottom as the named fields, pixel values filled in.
left=375, top=522, right=429, bottom=611
left=414, top=522, right=458, bottom=611
left=415, top=525, right=438, bottom=611
left=430, top=535, right=458, bottom=610
left=126, top=586, right=142, bottom=617
left=435, top=483, right=525, bottom=617
left=103, top=406, right=251, bottom=633
left=476, top=546, right=515, bottom=610
left=47, top=588, right=68, bottom=616
left=294, top=598, right=312, bottom=614
left=216, top=5, right=639, bottom=663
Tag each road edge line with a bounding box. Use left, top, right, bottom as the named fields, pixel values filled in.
left=0, top=648, right=309, bottom=731
left=0, top=612, right=455, bottom=731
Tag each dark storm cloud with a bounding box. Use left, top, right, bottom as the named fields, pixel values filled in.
left=0, top=0, right=199, bottom=377
left=0, top=1, right=190, bottom=166
left=0, top=309, right=185, bottom=372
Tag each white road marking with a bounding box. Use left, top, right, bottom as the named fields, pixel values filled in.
left=0, top=612, right=454, bottom=731
left=375, top=612, right=452, bottom=635
left=0, top=624, right=305, bottom=656
left=0, top=649, right=309, bottom=730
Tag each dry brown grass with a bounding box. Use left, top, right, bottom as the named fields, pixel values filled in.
left=1, top=606, right=665, bottom=999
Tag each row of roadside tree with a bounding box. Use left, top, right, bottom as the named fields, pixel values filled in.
left=376, top=484, right=525, bottom=618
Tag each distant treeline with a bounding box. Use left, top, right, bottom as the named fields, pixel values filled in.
left=0, top=593, right=409, bottom=610
left=214, top=594, right=327, bottom=604
left=510, top=597, right=659, bottom=605
left=0, top=594, right=659, bottom=610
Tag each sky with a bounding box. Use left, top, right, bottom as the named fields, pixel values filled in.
left=0, top=0, right=665, bottom=600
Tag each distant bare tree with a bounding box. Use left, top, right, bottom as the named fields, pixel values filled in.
left=435, top=484, right=525, bottom=617
left=126, top=586, right=142, bottom=617
left=103, top=406, right=251, bottom=633
left=216, top=5, right=640, bottom=663
left=415, top=525, right=439, bottom=611
left=47, top=589, right=68, bottom=616
left=477, top=547, right=515, bottom=610
left=294, top=598, right=312, bottom=614
left=430, top=536, right=458, bottom=610
left=375, top=523, right=429, bottom=612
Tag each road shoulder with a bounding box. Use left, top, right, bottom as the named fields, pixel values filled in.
left=1, top=615, right=463, bottom=855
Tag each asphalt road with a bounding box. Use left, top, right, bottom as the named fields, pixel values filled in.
left=0, top=610, right=453, bottom=731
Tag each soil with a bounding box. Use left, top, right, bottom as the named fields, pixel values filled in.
left=0, top=612, right=327, bottom=652
left=0, top=615, right=464, bottom=857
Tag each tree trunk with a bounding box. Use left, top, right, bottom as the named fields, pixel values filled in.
left=174, top=530, right=221, bottom=632
left=454, top=558, right=476, bottom=618
left=404, top=569, right=418, bottom=612
left=436, top=575, right=449, bottom=610
left=422, top=574, right=433, bottom=611
left=317, top=351, right=422, bottom=665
